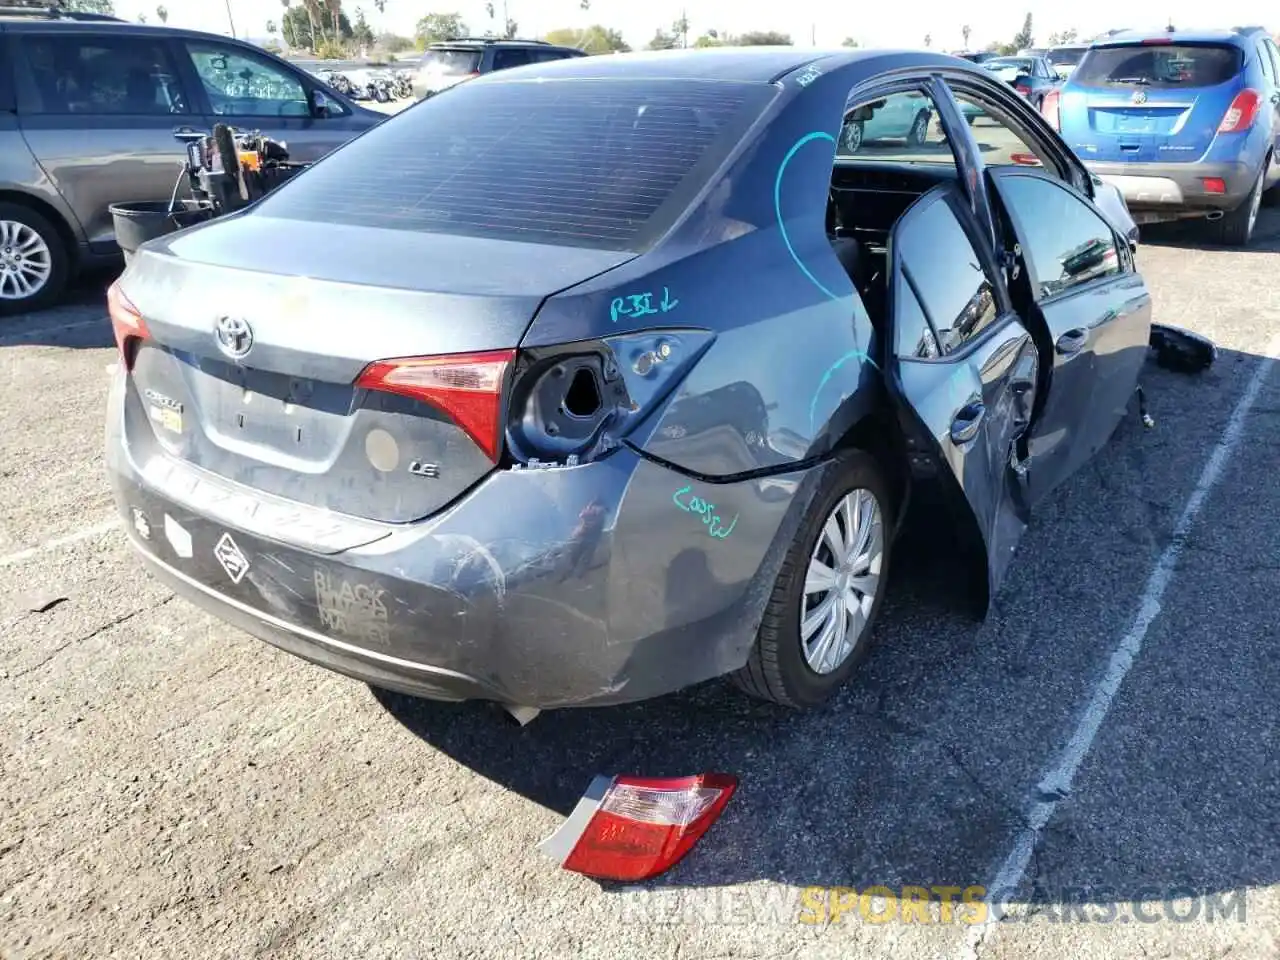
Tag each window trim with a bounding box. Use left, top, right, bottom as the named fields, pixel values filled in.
left=890, top=185, right=1021, bottom=362
left=1257, top=41, right=1277, bottom=83
left=1266, top=39, right=1280, bottom=81
left=179, top=37, right=315, bottom=120
left=987, top=167, right=1127, bottom=307
left=11, top=32, right=195, bottom=118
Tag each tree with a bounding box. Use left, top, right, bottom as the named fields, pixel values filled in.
left=694, top=30, right=722, bottom=48
left=841, top=37, right=859, bottom=48
left=961, top=24, right=970, bottom=49
left=136, top=13, right=146, bottom=22
left=63, top=0, right=115, bottom=12
left=352, top=7, right=375, bottom=46
left=734, top=30, right=792, bottom=46
left=647, top=28, right=677, bottom=50
left=155, top=4, right=168, bottom=22
left=671, top=14, right=689, bottom=49
left=376, top=31, right=414, bottom=52
left=544, top=25, right=628, bottom=54
left=284, top=3, right=351, bottom=49
left=267, top=19, right=278, bottom=34
left=1012, top=12, right=1034, bottom=51
left=923, top=33, right=932, bottom=48
left=415, top=12, right=467, bottom=47
left=374, top=0, right=385, bottom=13
left=1047, top=28, right=1078, bottom=45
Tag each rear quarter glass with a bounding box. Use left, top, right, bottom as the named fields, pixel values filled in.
left=420, top=48, right=482, bottom=74
left=1071, top=43, right=1244, bottom=89
left=251, top=77, right=776, bottom=253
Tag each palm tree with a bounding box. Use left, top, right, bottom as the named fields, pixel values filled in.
left=962, top=24, right=971, bottom=50
left=924, top=33, right=932, bottom=48
left=301, top=0, right=321, bottom=49
left=155, top=4, right=167, bottom=22
left=325, top=0, right=341, bottom=41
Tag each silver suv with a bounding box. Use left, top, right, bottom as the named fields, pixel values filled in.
left=0, top=5, right=384, bottom=314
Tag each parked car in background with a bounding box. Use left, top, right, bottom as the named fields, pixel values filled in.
left=954, top=51, right=999, bottom=64
left=839, top=90, right=933, bottom=151
left=107, top=48, right=1152, bottom=714
left=1046, top=26, right=1280, bottom=246
left=1046, top=44, right=1090, bottom=78
left=412, top=37, right=586, bottom=101
left=0, top=5, right=382, bottom=314
left=982, top=55, right=1063, bottom=108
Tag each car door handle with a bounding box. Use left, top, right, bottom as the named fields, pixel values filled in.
left=1056, top=328, right=1089, bottom=356
left=949, top=401, right=986, bottom=445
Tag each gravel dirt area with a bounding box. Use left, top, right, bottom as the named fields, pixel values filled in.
left=1, top=207, right=1278, bottom=960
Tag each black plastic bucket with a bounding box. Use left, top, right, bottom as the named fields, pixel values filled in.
left=109, top=201, right=209, bottom=261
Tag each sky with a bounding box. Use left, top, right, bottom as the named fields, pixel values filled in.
left=113, top=0, right=1274, bottom=50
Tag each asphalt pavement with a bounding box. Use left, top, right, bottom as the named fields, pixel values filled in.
left=1, top=209, right=1278, bottom=960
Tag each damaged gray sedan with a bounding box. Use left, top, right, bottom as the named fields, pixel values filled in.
left=107, top=47, right=1157, bottom=713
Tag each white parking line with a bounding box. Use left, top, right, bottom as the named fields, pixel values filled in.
left=960, top=333, right=1280, bottom=957
left=0, top=517, right=121, bottom=567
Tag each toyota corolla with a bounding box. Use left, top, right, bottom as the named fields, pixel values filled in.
left=107, top=48, right=1152, bottom=714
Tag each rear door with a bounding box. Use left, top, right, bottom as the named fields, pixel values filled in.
left=1061, top=41, right=1244, bottom=164
left=177, top=37, right=369, bottom=163
left=1259, top=38, right=1280, bottom=178
left=13, top=29, right=196, bottom=251
left=986, top=168, right=1152, bottom=503
left=884, top=185, right=1039, bottom=602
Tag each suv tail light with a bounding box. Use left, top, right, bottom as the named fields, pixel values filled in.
left=1014, top=82, right=1031, bottom=97
left=356, top=349, right=516, bottom=462
left=539, top=773, right=739, bottom=881
left=107, top=280, right=150, bottom=368
left=1040, top=88, right=1061, bottom=130
left=1218, top=89, right=1262, bottom=132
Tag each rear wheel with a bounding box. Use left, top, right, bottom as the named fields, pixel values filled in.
left=841, top=120, right=865, bottom=154
left=733, top=450, right=894, bottom=708
left=1262, top=154, right=1280, bottom=207
left=0, top=202, right=70, bottom=316
left=906, top=110, right=930, bottom=147
left=1210, top=166, right=1265, bottom=247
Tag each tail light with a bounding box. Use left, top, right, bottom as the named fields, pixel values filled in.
left=107, top=280, right=150, bottom=368
left=1218, top=89, right=1261, bottom=133
left=1015, top=83, right=1031, bottom=97
left=1041, top=88, right=1061, bottom=130
left=356, top=349, right=515, bottom=462
left=539, top=773, right=738, bottom=881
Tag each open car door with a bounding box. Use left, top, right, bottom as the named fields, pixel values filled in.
left=884, top=185, right=1040, bottom=611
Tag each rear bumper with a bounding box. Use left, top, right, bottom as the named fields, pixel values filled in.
left=106, top=371, right=817, bottom=709
left=1084, top=159, right=1257, bottom=221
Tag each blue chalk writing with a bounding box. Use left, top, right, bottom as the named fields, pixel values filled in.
left=673, top=485, right=738, bottom=540
left=612, top=286, right=679, bottom=323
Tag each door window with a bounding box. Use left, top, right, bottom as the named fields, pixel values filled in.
left=947, top=89, right=1057, bottom=172
left=995, top=174, right=1121, bottom=300
left=895, top=190, right=1000, bottom=353
left=836, top=89, right=952, bottom=164
left=184, top=41, right=309, bottom=117
left=22, top=36, right=189, bottom=115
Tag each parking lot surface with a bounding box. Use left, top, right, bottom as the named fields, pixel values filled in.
left=2, top=210, right=1279, bottom=960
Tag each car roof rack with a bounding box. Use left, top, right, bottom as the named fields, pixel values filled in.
left=0, top=0, right=124, bottom=20
left=433, top=36, right=550, bottom=45
left=1231, top=24, right=1266, bottom=34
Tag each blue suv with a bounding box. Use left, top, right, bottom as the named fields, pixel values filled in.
left=1047, top=26, right=1280, bottom=245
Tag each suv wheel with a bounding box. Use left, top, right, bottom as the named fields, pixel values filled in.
left=733, top=450, right=894, bottom=708
left=1211, top=167, right=1265, bottom=247
left=0, top=202, right=70, bottom=316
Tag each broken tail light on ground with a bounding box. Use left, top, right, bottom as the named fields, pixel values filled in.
left=107, top=280, right=150, bottom=369
left=356, top=349, right=516, bottom=462
left=538, top=773, right=738, bottom=882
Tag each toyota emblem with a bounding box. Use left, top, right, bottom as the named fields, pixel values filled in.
left=215, top=315, right=254, bottom=359
left=1131, top=89, right=1148, bottom=105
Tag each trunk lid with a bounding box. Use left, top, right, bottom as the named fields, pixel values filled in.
left=1060, top=42, right=1244, bottom=163
left=123, top=214, right=634, bottom=524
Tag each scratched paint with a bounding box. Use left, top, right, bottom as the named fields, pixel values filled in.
left=672, top=485, right=738, bottom=539
left=611, top=287, right=679, bottom=323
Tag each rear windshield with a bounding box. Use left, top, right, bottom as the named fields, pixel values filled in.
left=1048, top=47, right=1087, bottom=67
left=419, top=48, right=482, bottom=75
left=255, top=77, right=771, bottom=251
left=1072, top=43, right=1243, bottom=88
left=986, top=58, right=1034, bottom=73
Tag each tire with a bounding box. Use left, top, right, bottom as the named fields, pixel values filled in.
left=841, top=120, right=864, bottom=154
left=906, top=110, right=930, bottom=147
left=1262, top=153, right=1280, bottom=207
left=733, top=450, right=895, bottom=708
left=0, top=201, right=71, bottom=317
left=1209, top=166, right=1265, bottom=247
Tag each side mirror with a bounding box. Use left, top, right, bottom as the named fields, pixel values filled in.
left=311, top=89, right=334, bottom=119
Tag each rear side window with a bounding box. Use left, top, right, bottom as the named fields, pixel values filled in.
left=21, top=36, right=189, bottom=115
left=256, top=78, right=771, bottom=251
left=1072, top=43, right=1243, bottom=88
left=492, top=48, right=535, bottom=71
left=1048, top=47, right=1086, bottom=68
left=419, top=48, right=482, bottom=76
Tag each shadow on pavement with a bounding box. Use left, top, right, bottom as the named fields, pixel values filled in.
left=375, top=343, right=1279, bottom=910
left=0, top=267, right=117, bottom=349
left=1139, top=205, right=1280, bottom=254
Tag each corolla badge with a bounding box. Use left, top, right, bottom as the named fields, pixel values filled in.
left=215, top=315, right=254, bottom=359
left=1130, top=89, right=1148, bottom=105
